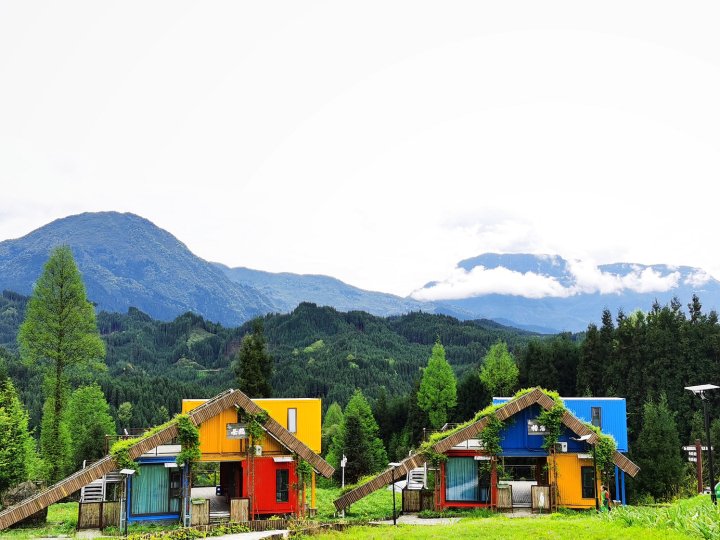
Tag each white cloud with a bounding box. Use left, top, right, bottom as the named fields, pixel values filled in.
left=411, top=258, right=685, bottom=301
left=685, top=270, right=712, bottom=288
left=411, top=265, right=572, bottom=301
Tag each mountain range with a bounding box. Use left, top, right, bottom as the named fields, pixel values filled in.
left=1, top=211, right=719, bottom=332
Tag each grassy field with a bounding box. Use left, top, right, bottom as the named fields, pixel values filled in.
left=1, top=502, right=78, bottom=539
left=3, top=492, right=719, bottom=539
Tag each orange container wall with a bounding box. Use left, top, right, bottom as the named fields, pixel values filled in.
left=254, top=398, right=322, bottom=454
left=551, top=454, right=600, bottom=509
left=182, top=397, right=322, bottom=460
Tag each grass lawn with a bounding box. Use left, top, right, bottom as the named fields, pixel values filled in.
left=297, top=517, right=695, bottom=540
left=1, top=502, right=78, bottom=539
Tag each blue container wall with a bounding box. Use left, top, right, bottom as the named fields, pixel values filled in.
left=497, top=405, right=586, bottom=456
left=493, top=397, right=628, bottom=452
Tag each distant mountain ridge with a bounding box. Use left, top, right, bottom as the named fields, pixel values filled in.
left=0, top=212, right=434, bottom=326
left=0, top=212, right=275, bottom=325
left=412, top=253, right=720, bottom=332
left=1, top=212, right=719, bottom=333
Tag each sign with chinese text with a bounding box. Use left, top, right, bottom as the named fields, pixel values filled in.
left=226, top=423, right=247, bottom=439
left=528, top=419, right=548, bottom=436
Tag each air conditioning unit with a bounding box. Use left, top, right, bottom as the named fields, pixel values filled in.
left=254, top=445, right=263, bottom=456
left=554, top=442, right=568, bottom=453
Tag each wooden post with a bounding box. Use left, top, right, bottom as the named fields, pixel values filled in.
left=696, top=439, right=704, bottom=493
left=311, top=470, right=316, bottom=511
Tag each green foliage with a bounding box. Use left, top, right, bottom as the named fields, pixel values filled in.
left=65, top=383, right=116, bottom=469
left=479, top=341, right=518, bottom=397
left=632, top=393, right=684, bottom=501
left=0, top=370, right=33, bottom=492
left=117, top=401, right=133, bottom=430
left=175, top=414, right=201, bottom=467
left=321, top=402, right=344, bottom=457
left=417, top=340, right=457, bottom=429
left=17, top=246, right=105, bottom=483
left=328, top=390, right=387, bottom=484
left=233, top=318, right=273, bottom=398
left=537, top=402, right=566, bottom=451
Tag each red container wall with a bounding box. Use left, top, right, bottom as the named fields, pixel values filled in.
left=242, top=457, right=297, bottom=516
left=439, top=451, right=496, bottom=510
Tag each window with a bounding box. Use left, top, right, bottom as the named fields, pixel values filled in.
left=276, top=469, right=289, bottom=502
left=581, top=466, right=596, bottom=499
left=287, top=408, right=297, bottom=433
left=591, top=407, right=602, bottom=429
left=131, top=464, right=181, bottom=516
left=444, top=457, right=490, bottom=503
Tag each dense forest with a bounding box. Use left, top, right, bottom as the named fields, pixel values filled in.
left=0, top=291, right=536, bottom=429
left=3, top=287, right=720, bottom=499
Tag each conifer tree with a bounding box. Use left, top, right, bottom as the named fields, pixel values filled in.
left=321, top=402, right=343, bottom=457
left=234, top=319, right=273, bottom=398
left=0, top=365, right=34, bottom=493
left=632, top=393, right=684, bottom=501
left=417, top=340, right=457, bottom=429
left=328, top=389, right=387, bottom=484
left=17, top=246, right=105, bottom=482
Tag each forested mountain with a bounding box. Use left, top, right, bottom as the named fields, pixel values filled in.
left=0, top=212, right=441, bottom=327
left=0, top=212, right=276, bottom=325
left=0, top=291, right=534, bottom=431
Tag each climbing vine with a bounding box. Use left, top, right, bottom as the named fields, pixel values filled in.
left=175, top=414, right=201, bottom=467
left=238, top=410, right=269, bottom=453
left=585, top=423, right=618, bottom=475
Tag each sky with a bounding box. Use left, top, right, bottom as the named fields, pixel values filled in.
left=1, top=1, right=720, bottom=298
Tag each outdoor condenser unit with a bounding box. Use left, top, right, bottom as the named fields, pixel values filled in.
left=554, top=442, right=568, bottom=453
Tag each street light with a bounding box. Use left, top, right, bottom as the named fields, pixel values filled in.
left=119, top=468, right=136, bottom=537
left=685, top=384, right=719, bottom=505
left=340, top=455, right=347, bottom=518
left=571, top=434, right=599, bottom=511
left=389, top=462, right=401, bottom=526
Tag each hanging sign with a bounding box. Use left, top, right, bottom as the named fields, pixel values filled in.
left=528, top=419, right=548, bottom=436
left=226, top=423, right=247, bottom=439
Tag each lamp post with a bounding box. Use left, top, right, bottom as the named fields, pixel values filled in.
left=119, top=468, right=136, bottom=537
left=685, top=384, right=719, bottom=505
left=340, top=455, right=347, bottom=518
left=389, top=462, right=401, bottom=526
left=571, top=435, right=598, bottom=511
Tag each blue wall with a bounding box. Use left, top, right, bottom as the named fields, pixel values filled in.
left=493, top=397, right=628, bottom=452
left=494, top=404, right=589, bottom=456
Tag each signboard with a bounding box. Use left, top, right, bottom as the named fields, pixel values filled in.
left=528, top=419, right=548, bottom=436
left=474, top=455, right=491, bottom=461
left=226, top=423, right=247, bottom=439
left=683, top=446, right=712, bottom=451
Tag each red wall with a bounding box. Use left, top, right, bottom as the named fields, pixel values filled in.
left=242, top=457, right=298, bottom=516
left=439, top=450, right=497, bottom=510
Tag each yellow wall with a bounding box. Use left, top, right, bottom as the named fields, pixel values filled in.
left=551, top=454, right=601, bottom=509
left=182, top=397, right=321, bottom=461
left=254, top=398, right=321, bottom=454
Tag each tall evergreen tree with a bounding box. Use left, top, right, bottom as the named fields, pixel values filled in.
left=17, top=246, right=105, bottom=483
left=233, top=319, right=273, bottom=398
left=417, top=340, right=457, bottom=429
left=0, top=365, right=34, bottom=493
left=327, top=389, right=387, bottom=484
left=453, top=368, right=490, bottom=422
left=479, top=341, right=518, bottom=397
left=632, top=393, right=684, bottom=501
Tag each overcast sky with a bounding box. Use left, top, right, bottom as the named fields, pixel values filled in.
left=1, top=2, right=719, bottom=298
